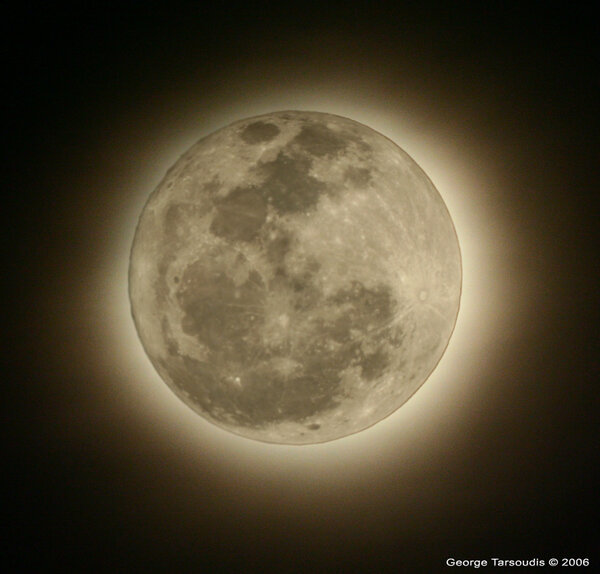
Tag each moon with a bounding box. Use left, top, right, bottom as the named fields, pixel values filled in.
left=129, top=111, right=461, bottom=444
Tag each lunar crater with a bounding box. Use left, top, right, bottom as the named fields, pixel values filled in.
left=129, top=111, right=461, bottom=444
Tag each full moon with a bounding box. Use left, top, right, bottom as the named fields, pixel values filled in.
left=129, top=111, right=461, bottom=444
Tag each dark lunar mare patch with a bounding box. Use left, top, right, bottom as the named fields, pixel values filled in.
left=292, top=123, right=349, bottom=157
left=255, top=151, right=326, bottom=214
left=240, top=121, right=280, bottom=144
left=201, top=177, right=221, bottom=196
left=176, top=258, right=266, bottom=355
left=323, top=281, right=397, bottom=382
left=210, top=187, right=268, bottom=242
left=360, top=348, right=391, bottom=380
left=329, top=281, right=395, bottom=321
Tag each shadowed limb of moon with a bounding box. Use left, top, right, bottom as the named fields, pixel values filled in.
left=129, top=111, right=462, bottom=444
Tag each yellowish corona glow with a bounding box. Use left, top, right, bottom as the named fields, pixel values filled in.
left=88, top=90, right=530, bottom=492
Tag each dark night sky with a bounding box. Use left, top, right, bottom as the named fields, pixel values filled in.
left=5, top=3, right=598, bottom=572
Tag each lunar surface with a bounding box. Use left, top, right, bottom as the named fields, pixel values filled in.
left=129, top=111, right=461, bottom=444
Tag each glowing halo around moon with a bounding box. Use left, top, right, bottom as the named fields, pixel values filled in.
left=85, top=90, right=527, bottom=478
left=128, top=110, right=461, bottom=444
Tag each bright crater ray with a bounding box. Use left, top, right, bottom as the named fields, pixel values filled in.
left=129, top=111, right=461, bottom=444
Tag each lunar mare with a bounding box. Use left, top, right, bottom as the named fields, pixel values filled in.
left=129, top=111, right=461, bottom=444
